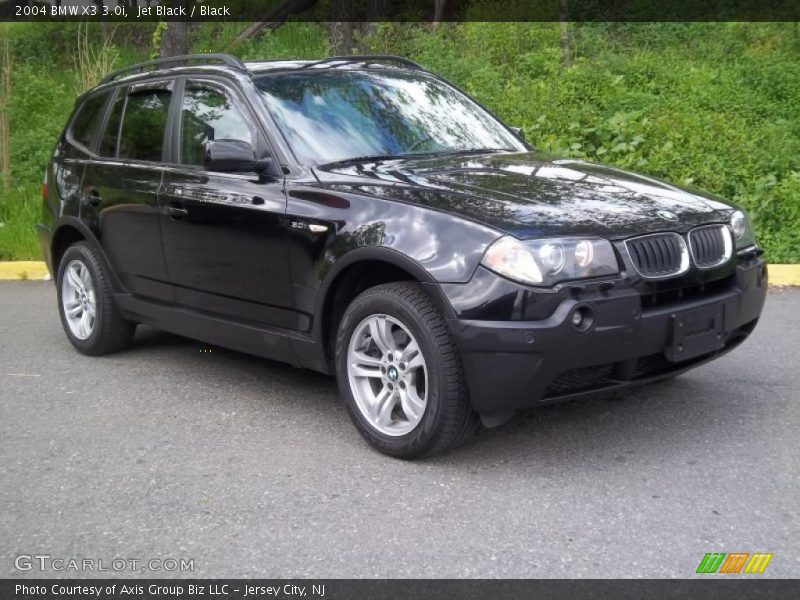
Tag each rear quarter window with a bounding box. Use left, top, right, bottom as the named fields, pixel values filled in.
left=69, top=91, right=110, bottom=150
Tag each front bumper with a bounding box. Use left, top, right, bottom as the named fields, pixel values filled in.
left=445, top=257, right=767, bottom=414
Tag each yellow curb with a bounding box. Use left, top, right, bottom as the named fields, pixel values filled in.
left=0, top=261, right=50, bottom=280
left=768, top=264, right=800, bottom=287
left=0, top=261, right=799, bottom=285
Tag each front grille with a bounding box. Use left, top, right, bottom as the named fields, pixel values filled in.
left=625, top=233, right=688, bottom=278
left=689, top=224, right=731, bottom=268
left=639, top=274, right=735, bottom=309
left=542, top=319, right=758, bottom=399
left=633, top=353, right=674, bottom=378
left=543, top=364, right=615, bottom=396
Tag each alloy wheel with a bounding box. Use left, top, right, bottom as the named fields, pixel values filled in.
left=346, top=314, right=428, bottom=436
left=61, top=259, right=96, bottom=340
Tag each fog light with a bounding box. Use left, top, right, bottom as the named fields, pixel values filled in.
left=570, top=305, right=594, bottom=332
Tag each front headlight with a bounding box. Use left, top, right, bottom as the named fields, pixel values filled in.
left=730, top=210, right=756, bottom=249
left=481, top=236, right=619, bottom=287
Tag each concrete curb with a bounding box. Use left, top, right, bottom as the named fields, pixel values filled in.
left=1, top=261, right=799, bottom=285
left=766, top=265, right=800, bottom=287
left=0, top=261, right=50, bottom=281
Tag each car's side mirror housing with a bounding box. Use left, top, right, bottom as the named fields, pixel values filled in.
left=510, top=126, right=526, bottom=141
left=203, top=140, right=277, bottom=176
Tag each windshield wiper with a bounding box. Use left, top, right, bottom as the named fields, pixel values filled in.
left=319, top=152, right=442, bottom=168
left=320, top=148, right=513, bottom=168
left=437, top=148, right=512, bottom=156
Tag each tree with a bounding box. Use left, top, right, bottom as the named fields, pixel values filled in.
left=227, top=0, right=320, bottom=49
left=159, top=22, right=190, bottom=57
left=157, top=1, right=191, bottom=57
left=560, top=0, right=572, bottom=67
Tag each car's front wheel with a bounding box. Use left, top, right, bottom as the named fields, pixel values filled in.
left=335, top=282, right=475, bottom=459
left=56, top=242, right=135, bottom=355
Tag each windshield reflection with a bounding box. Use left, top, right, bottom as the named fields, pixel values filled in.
left=255, top=69, right=522, bottom=165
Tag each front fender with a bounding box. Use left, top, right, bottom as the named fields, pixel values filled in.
left=286, top=185, right=502, bottom=285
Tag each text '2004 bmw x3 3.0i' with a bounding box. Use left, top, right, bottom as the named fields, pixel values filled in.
left=39, top=54, right=767, bottom=458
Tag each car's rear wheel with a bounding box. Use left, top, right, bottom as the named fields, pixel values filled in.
left=56, top=242, right=135, bottom=355
left=335, top=282, right=475, bottom=459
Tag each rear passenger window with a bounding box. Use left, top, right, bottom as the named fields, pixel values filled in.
left=99, top=92, right=125, bottom=157
left=118, top=87, right=172, bottom=162
left=69, top=91, right=109, bottom=149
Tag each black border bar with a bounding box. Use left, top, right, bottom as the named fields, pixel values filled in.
left=3, top=0, right=800, bottom=22
left=3, top=579, right=800, bottom=600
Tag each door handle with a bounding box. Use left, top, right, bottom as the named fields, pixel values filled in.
left=166, top=202, right=188, bottom=220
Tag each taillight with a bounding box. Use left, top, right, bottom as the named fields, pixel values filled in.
left=41, top=171, right=48, bottom=202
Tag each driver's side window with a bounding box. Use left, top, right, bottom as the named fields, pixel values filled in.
left=179, top=83, right=252, bottom=166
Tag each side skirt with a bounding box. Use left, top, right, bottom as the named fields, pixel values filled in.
left=115, top=294, right=331, bottom=375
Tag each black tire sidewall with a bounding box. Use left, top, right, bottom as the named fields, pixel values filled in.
left=335, top=286, right=452, bottom=458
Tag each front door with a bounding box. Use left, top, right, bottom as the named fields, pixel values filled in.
left=159, top=79, right=295, bottom=329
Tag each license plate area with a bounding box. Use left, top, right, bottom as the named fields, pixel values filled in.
left=665, top=304, right=726, bottom=362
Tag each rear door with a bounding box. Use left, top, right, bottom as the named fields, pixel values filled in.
left=81, top=81, right=173, bottom=302
left=47, top=90, right=112, bottom=243
left=158, top=78, right=294, bottom=329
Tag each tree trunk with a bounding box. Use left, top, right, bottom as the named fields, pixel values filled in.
left=159, top=22, right=190, bottom=58
left=330, top=22, right=354, bottom=56
left=433, top=0, right=446, bottom=29
left=560, top=0, right=572, bottom=67
left=228, top=0, right=321, bottom=48
left=0, top=29, right=11, bottom=189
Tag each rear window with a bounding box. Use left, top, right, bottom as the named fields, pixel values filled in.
left=69, top=91, right=110, bottom=149
left=117, top=87, right=172, bottom=162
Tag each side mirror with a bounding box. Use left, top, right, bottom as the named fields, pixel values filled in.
left=203, top=140, right=275, bottom=175
left=510, top=126, right=526, bottom=141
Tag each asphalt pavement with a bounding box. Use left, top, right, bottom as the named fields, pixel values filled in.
left=1, top=282, right=798, bottom=578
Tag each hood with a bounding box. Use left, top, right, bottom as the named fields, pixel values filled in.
left=313, top=151, right=736, bottom=239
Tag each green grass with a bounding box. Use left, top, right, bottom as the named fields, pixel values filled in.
left=0, top=184, right=41, bottom=261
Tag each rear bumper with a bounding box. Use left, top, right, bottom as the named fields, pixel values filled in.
left=446, top=258, right=767, bottom=414
left=36, top=223, right=52, bottom=275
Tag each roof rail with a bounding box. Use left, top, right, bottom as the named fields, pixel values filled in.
left=101, top=53, right=247, bottom=84
left=297, top=55, right=424, bottom=71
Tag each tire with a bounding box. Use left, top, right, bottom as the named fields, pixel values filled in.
left=56, top=241, right=135, bottom=356
left=335, top=282, right=476, bottom=459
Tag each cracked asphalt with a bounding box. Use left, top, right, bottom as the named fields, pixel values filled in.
left=1, top=282, right=798, bottom=578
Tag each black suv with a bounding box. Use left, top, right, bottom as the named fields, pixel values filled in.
left=39, top=54, right=767, bottom=458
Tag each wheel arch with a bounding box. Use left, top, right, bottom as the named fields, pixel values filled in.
left=51, top=218, right=126, bottom=293
left=314, top=247, right=456, bottom=362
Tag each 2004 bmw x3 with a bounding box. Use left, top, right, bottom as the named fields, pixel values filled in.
left=39, top=54, right=767, bottom=458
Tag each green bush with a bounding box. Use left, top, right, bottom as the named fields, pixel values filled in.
left=392, top=22, right=800, bottom=261
left=1, top=22, right=798, bottom=262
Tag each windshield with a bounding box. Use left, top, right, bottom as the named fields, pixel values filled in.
left=255, top=69, right=523, bottom=165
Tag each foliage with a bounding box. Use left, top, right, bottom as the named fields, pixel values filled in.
left=389, top=22, right=800, bottom=262
left=0, top=21, right=798, bottom=262
left=0, top=183, right=40, bottom=260
left=74, top=23, right=119, bottom=95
